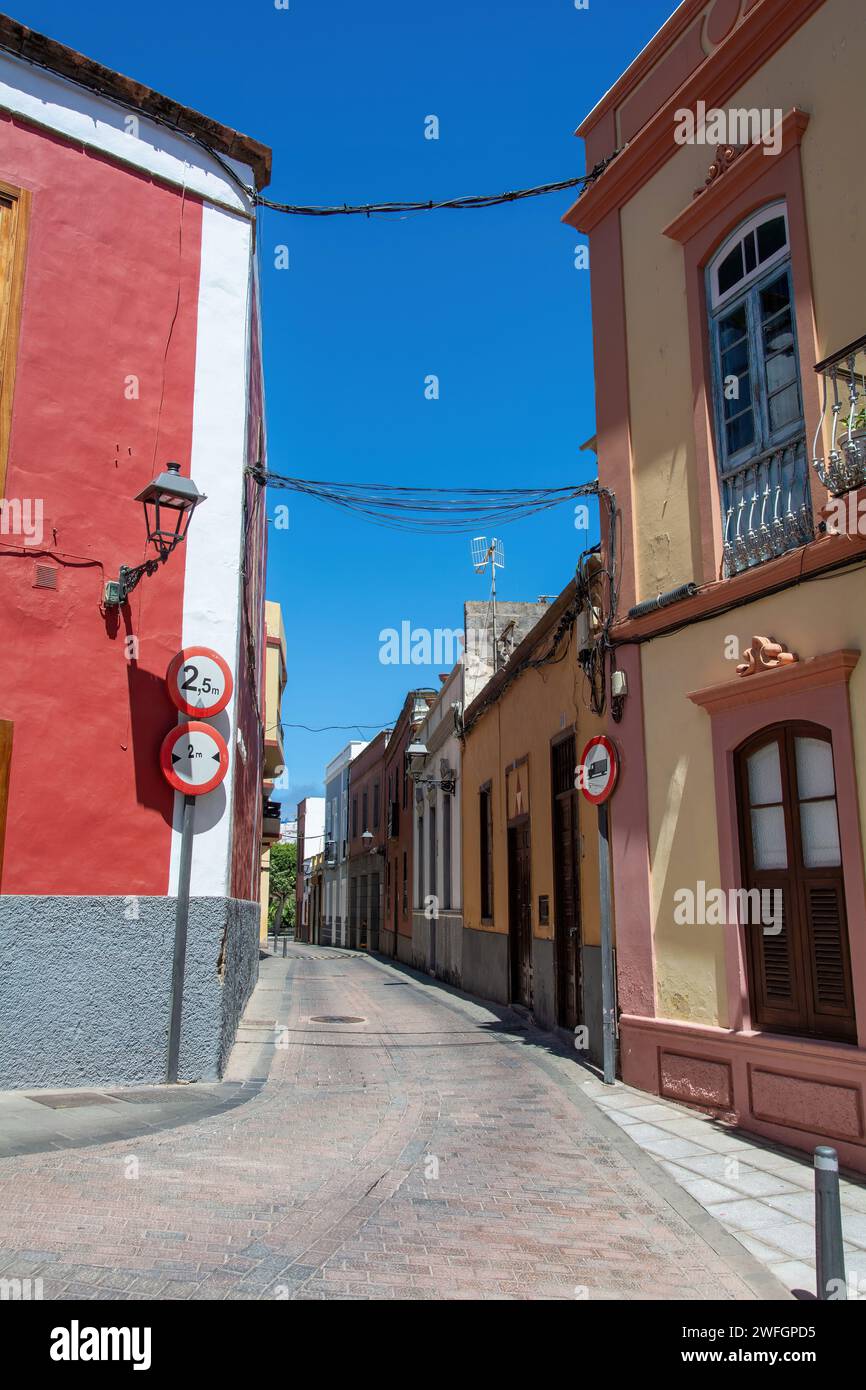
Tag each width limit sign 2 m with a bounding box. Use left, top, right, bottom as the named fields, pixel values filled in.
left=160, top=721, right=229, bottom=797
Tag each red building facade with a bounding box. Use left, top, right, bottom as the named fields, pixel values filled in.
left=382, top=691, right=435, bottom=960
left=0, top=18, right=272, bottom=1088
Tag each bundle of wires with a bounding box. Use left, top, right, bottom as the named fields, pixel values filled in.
left=250, top=469, right=599, bottom=534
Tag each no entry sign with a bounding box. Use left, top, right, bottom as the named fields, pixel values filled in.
left=576, top=735, right=619, bottom=805
left=166, top=647, right=233, bottom=718
left=160, top=721, right=229, bottom=796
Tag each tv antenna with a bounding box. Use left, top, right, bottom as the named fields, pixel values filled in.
left=471, top=536, right=506, bottom=673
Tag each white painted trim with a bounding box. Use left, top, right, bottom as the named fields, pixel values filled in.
left=169, top=203, right=253, bottom=897
left=709, top=201, right=789, bottom=310
left=0, top=49, right=255, bottom=214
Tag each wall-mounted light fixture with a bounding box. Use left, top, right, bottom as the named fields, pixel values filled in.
left=104, top=462, right=206, bottom=607
left=406, top=741, right=428, bottom=779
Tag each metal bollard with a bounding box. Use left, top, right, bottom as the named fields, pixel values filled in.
left=815, top=1146, right=846, bottom=1299
left=282, top=931, right=287, bottom=958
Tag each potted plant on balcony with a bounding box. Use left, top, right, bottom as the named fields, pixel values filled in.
left=838, top=405, right=866, bottom=487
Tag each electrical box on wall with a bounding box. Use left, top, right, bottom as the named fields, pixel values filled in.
left=576, top=609, right=591, bottom=658
left=611, top=669, right=628, bottom=699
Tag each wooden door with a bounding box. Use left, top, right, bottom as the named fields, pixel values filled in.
left=508, top=821, right=532, bottom=1008
left=552, top=736, right=581, bottom=1030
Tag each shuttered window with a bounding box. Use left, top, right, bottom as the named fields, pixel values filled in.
left=0, top=720, right=12, bottom=889
left=442, top=793, right=452, bottom=911
left=0, top=184, right=29, bottom=493
left=479, top=784, right=494, bottom=921
left=736, top=724, right=855, bottom=1042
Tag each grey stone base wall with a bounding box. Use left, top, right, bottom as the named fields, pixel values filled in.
left=395, top=931, right=414, bottom=966
left=461, top=926, right=509, bottom=1005
left=581, top=944, right=605, bottom=1069
left=530, top=937, right=556, bottom=1032
left=410, top=912, right=463, bottom=987
left=0, top=895, right=259, bottom=1090
left=378, top=927, right=396, bottom=959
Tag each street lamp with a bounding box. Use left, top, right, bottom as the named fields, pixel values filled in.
left=104, top=462, right=206, bottom=607
left=406, top=741, right=428, bottom=779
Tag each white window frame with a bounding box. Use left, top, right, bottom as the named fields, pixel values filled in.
left=709, top=202, right=790, bottom=311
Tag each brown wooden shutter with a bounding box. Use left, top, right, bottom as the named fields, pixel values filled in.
left=801, top=880, right=855, bottom=1041
left=0, top=719, right=12, bottom=889
left=737, top=725, right=856, bottom=1043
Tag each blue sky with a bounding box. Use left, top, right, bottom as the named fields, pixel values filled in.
left=13, top=0, right=675, bottom=805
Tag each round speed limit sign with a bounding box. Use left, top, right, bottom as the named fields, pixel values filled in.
left=166, top=647, right=233, bottom=718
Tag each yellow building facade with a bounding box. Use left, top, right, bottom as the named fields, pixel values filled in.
left=461, top=584, right=607, bottom=1059
left=566, top=0, right=866, bottom=1167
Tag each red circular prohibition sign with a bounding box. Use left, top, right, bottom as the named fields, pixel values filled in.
left=160, top=721, right=229, bottom=797
left=578, top=734, right=619, bottom=805
left=166, top=647, right=234, bottom=718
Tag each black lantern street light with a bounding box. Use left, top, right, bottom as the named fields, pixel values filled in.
left=104, top=462, right=206, bottom=607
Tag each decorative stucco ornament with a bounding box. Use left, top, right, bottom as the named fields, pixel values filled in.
left=693, top=143, right=744, bottom=199
left=736, top=636, right=799, bottom=677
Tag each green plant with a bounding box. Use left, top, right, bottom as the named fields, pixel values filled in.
left=840, top=406, right=866, bottom=432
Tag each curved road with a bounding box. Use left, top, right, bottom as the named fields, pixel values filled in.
left=0, top=945, right=782, bottom=1300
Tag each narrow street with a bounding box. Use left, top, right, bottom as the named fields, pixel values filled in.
left=0, top=946, right=782, bottom=1301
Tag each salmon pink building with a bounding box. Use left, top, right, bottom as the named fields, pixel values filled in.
left=0, top=17, right=272, bottom=1086
left=567, top=0, right=866, bottom=1169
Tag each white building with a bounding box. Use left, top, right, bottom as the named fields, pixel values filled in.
left=410, top=599, right=550, bottom=982
left=410, top=663, right=465, bottom=982
left=323, top=742, right=367, bottom=946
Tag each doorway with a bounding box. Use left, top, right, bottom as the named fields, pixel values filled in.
left=508, top=820, right=532, bottom=1008
left=552, top=733, right=582, bottom=1031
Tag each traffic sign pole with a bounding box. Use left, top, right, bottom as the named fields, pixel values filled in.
left=159, top=716, right=229, bottom=1084
left=598, top=800, right=617, bottom=1086
left=167, top=792, right=195, bottom=1084
left=577, top=735, right=620, bottom=1085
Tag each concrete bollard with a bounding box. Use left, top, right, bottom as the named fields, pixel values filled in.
left=815, top=1146, right=846, bottom=1300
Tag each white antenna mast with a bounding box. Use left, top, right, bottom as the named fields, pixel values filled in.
left=471, top=536, right=506, bottom=673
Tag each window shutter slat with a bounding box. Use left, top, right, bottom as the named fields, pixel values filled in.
left=751, top=882, right=805, bottom=1028
left=803, top=882, right=856, bottom=1039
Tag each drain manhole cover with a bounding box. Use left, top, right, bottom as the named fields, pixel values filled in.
left=28, top=1092, right=117, bottom=1110
left=310, top=1015, right=366, bottom=1024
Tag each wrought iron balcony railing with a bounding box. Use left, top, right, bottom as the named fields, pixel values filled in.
left=721, top=432, right=813, bottom=576
left=812, top=335, right=866, bottom=495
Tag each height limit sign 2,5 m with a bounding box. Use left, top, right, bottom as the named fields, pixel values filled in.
left=166, top=646, right=233, bottom=719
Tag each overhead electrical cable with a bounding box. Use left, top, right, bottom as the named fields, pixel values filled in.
left=249, top=469, right=599, bottom=534
left=254, top=156, right=622, bottom=218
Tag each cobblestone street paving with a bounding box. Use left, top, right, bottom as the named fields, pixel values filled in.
left=0, top=946, right=785, bottom=1300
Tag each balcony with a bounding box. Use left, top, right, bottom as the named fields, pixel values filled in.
left=263, top=727, right=285, bottom=784
left=262, top=799, right=281, bottom=845
left=812, top=336, right=866, bottom=496
left=721, top=432, right=813, bottom=577
left=324, top=839, right=337, bottom=866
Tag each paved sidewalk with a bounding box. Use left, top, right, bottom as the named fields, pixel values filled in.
left=577, top=1073, right=866, bottom=1300
left=0, top=1083, right=259, bottom=1159
left=0, top=945, right=784, bottom=1300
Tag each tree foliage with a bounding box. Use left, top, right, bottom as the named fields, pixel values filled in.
left=268, top=841, right=297, bottom=931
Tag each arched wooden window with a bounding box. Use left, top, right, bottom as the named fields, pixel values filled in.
left=735, top=723, right=855, bottom=1042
